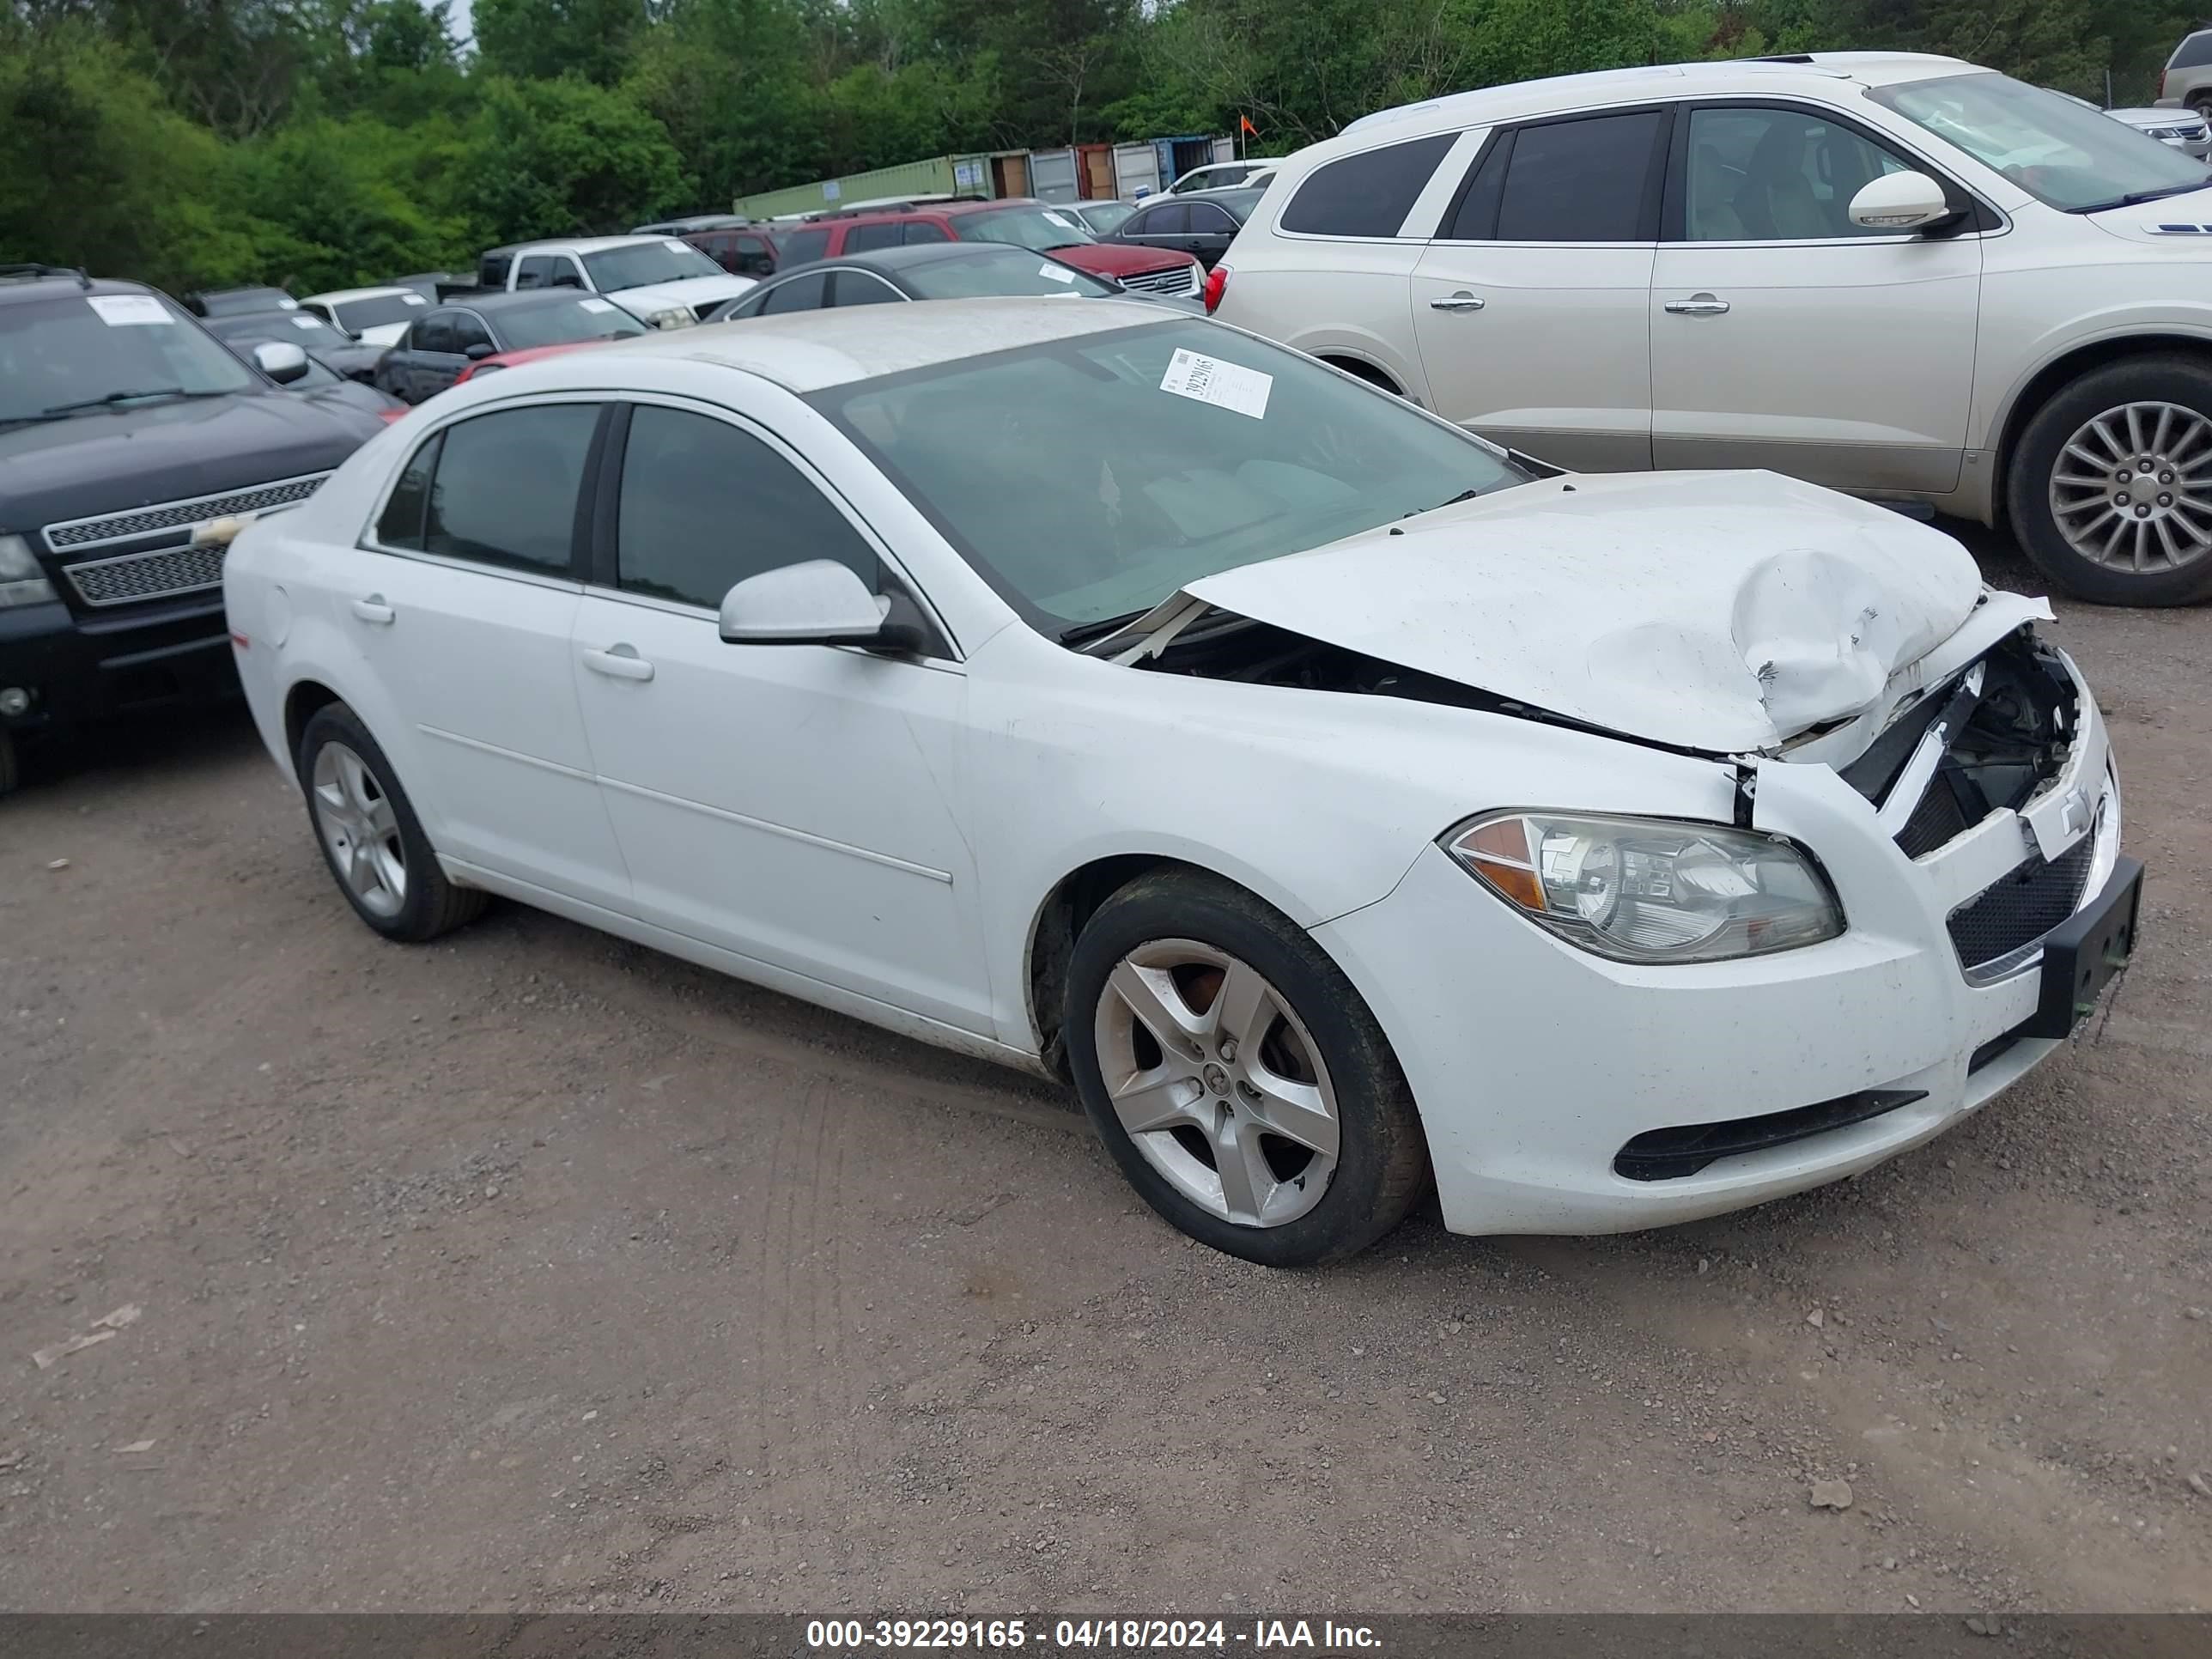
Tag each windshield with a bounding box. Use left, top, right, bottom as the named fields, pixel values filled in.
left=1078, top=201, right=1136, bottom=234
left=580, top=240, right=725, bottom=291
left=904, top=251, right=1118, bottom=300
left=499, top=295, right=649, bottom=348
left=811, top=319, right=1528, bottom=631
left=210, top=312, right=352, bottom=350
left=0, top=292, right=257, bottom=422
left=1871, top=72, right=2209, bottom=210
left=331, top=293, right=428, bottom=333
left=960, top=205, right=1098, bottom=252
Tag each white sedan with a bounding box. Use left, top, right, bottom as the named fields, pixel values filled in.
left=221, top=300, right=2142, bottom=1266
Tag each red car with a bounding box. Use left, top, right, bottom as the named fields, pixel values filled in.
left=760, top=198, right=1203, bottom=300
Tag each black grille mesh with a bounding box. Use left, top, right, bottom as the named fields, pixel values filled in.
left=1947, top=836, right=2095, bottom=971
left=1895, top=781, right=1970, bottom=859
left=44, top=474, right=327, bottom=550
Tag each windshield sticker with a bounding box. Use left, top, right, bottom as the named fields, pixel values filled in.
left=663, top=239, right=691, bottom=252
left=1042, top=210, right=1074, bottom=228
left=1158, top=348, right=1272, bottom=420
left=291, top=315, right=323, bottom=331
left=1037, top=262, right=1077, bottom=283
left=87, top=295, right=174, bottom=327
left=577, top=297, right=616, bottom=313
left=277, top=298, right=299, bottom=309
left=403, top=293, right=428, bottom=305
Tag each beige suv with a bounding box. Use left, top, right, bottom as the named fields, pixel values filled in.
left=2157, top=29, right=2212, bottom=117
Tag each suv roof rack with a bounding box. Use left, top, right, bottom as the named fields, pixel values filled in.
left=800, top=194, right=992, bottom=222
left=0, top=262, right=93, bottom=289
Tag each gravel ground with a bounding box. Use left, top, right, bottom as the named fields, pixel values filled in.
left=0, top=532, right=2207, bottom=1616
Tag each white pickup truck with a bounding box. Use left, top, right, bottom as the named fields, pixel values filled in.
left=476, top=234, right=756, bottom=328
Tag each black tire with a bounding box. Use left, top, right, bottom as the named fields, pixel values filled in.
left=2008, top=355, right=2212, bottom=606
left=295, top=702, right=485, bottom=942
left=1063, top=870, right=1428, bottom=1267
left=1323, top=356, right=1401, bottom=396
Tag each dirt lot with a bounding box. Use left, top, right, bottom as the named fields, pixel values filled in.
left=1, top=532, right=2208, bottom=1618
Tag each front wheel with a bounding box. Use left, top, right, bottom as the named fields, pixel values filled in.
left=2008, top=356, right=2212, bottom=605
left=1063, top=871, right=1428, bottom=1267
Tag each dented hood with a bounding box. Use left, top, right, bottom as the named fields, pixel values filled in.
left=1182, top=471, right=1986, bottom=752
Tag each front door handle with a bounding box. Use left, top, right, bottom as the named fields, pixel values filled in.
left=1663, top=294, right=1731, bottom=314
left=581, top=644, right=655, bottom=683
left=1429, top=291, right=1486, bottom=313
left=350, top=595, right=394, bottom=624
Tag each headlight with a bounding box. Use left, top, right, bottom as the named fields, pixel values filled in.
left=649, top=307, right=696, bottom=330
left=0, top=532, right=58, bottom=609
left=1442, top=810, right=1844, bottom=963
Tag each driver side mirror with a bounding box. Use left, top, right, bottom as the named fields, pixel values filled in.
left=251, top=339, right=310, bottom=385
left=463, top=342, right=495, bottom=361
left=720, top=559, right=901, bottom=647
left=1847, top=170, right=1955, bottom=232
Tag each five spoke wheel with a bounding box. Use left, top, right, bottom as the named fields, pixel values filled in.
left=310, top=740, right=407, bottom=919
left=1092, top=939, right=1340, bottom=1228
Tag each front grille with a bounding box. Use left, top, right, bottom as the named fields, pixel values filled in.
left=1118, top=264, right=1198, bottom=296
left=64, top=543, right=231, bottom=607
left=43, top=473, right=329, bottom=552
left=1947, top=835, right=2096, bottom=972
left=1895, top=779, right=1970, bottom=859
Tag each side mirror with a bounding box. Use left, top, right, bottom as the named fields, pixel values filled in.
left=1847, top=170, right=1954, bottom=232
left=252, top=340, right=310, bottom=385
left=463, top=342, right=495, bottom=361
left=719, top=560, right=891, bottom=646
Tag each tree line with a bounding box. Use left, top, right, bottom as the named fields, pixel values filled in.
left=0, top=0, right=2195, bottom=298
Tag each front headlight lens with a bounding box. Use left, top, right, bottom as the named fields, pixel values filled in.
left=0, top=533, right=58, bottom=608
left=649, top=307, right=696, bottom=330
left=1443, top=810, right=1844, bottom=963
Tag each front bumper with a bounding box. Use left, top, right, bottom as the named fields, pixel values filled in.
left=0, top=592, right=237, bottom=741
left=1313, top=653, right=2129, bottom=1237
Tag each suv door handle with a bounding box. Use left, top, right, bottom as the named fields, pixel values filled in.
left=581, top=644, right=655, bottom=683
left=1663, top=295, right=1731, bottom=314
left=350, top=595, right=394, bottom=624
left=1429, top=292, right=1486, bottom=312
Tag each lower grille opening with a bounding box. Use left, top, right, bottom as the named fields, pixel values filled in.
left=1613, top=1089, right=1929, bottom=1182
left=1947, top=835, right=2094, bottom=973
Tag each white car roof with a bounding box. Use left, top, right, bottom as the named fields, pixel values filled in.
left=476, top=296, right=1175, bottom=396
left=507, top=234, right=684, bottom=256
left=301, top=285, right=418, bottom=305
left=1338, top=52, right=1983, bottom=140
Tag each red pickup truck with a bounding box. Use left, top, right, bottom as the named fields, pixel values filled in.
left=733, top=198, right=1204, bottom=301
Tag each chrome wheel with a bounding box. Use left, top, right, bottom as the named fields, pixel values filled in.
left=310, top=740, right=406, bottom=919
left=1091, top=939, right=1340, bottom=1228
left=2048, top=401, right=2212, bottom=574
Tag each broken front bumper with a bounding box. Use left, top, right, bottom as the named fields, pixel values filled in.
left=1312, top=644, right=2133, bottom=1238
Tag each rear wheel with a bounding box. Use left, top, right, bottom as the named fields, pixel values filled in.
left=296, top=702, right=485, bottom=942
left=1064, top=871, right=1427, bottom=1267
left=2008, top=356, right=2212, bottom=605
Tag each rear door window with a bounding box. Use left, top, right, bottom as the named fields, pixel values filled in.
left=843, top=222, right=904, bottom=252
left=778, top=228, right=832, bottom=264
left=1133, top=204, right=1189, bottom=234
left=902, top=222, right=951, bottom=246
left=1492, top=112, right=1667, bottom=241
left=421, top=404, right=600, bottom=574
left=413, top=311, right=460, bottom=355
left=1279, top=133, right=1456, bottom=236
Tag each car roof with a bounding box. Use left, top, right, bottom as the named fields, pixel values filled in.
left=0, top=266, right=152, bottom=305
left=440, top=289, right=614, bottom=314
left=1338, top=52, right=1982, bottom=139
left=1169, top=186, right=1267, bottom=214
left=507, top=234, right=683, bottom=255
left=796, top=242, right=1057, bottom=275
left=204, top=308, right=335, bottom=333
left=501, top=295, right=1173, bottom=394
left=827, top=198, right=1039, bottom=228
left=302, top=285, right=417, bottom=304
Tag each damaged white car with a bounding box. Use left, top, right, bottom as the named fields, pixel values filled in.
left=222, top=301, right=2143, bottom=1267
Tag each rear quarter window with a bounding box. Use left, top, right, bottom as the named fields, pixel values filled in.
left=2173, top=31, right=2212, bottom=69
left=779, top=228, right=832, bottom=264
left=1279, top=133, right=1457, bottom=237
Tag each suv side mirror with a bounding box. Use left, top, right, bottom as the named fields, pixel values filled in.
left=463, top=342, right=495, bottom=361
left=1847, top=171, right=1954, bottom=232
left=719, top=560, right=892, bottom=646
left=252, top=340, right=310, bottom=385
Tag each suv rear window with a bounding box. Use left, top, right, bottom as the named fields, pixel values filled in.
left=779, top=228, right=832, bottom=264
left=2172, top=30, right=2212, bottom=69
left=1279, top=133, right=1455, bottom=237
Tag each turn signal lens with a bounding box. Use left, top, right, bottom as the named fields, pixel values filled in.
left=1443, top=810, right=1844, bottom=964
left=1203, top=263, right=1230, bottom=313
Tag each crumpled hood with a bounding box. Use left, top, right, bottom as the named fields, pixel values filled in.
left=603, top=274, right=757, bottom=317
left=1183, top=470, right=1986, bottom=752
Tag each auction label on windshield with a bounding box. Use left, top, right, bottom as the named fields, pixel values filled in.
left=578, top=298, right=617, bottom=313
left=87, top=295, right=174, bottom=327
left=1159, top=348, right=1271, bottom=420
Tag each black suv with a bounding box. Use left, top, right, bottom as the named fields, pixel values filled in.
left=0, top=265, right=386, bottom=793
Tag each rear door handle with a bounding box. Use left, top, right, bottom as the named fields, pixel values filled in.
left=1663, top=295, right=1731, bottom=314
left=350, top=595, right=394, bottom=624
left=1429, top=292, right=1486, bottom=312
left=581, top=644, right=655, bottom=683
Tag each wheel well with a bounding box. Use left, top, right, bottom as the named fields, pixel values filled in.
left=1321, top=355, right=1401, bottom=395
left=1024, top=854, right=1183, bottom=1082
left=1994, top=335, right=2212, bottom=520
left=283, top=680, right=342, bottom=772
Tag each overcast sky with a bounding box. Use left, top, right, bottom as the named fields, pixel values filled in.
left=447, top=0, right=474, bottom=46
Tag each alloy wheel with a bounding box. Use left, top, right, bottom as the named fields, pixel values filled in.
left=1091, top=939, right=1340, bottom=1228
left=2048, top=400, right=2212, bottom=574
left=310, top=740, right=408, bottom=919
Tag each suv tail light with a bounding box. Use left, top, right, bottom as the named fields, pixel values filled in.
left=1203, top=262, right=1231, bottom=314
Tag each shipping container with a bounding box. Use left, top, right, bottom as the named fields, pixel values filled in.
left=1075, top=143, right=1116, bottom=200
left=1028, top=149, right=1079, bottom=204
left=1211, top=136, right=1237, bottom=164
left=1154, top=136, right=1216, bottom=191
left=733, top=156, right=960, bottom=220
left=1112, top=142, right=1162, bottom=198
left=987, top=151, right=1031, bottom=198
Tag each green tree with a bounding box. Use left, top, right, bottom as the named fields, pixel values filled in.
left=473, top=0, right=649, bottom=86
left=460, top=74, right=690, bottom=239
